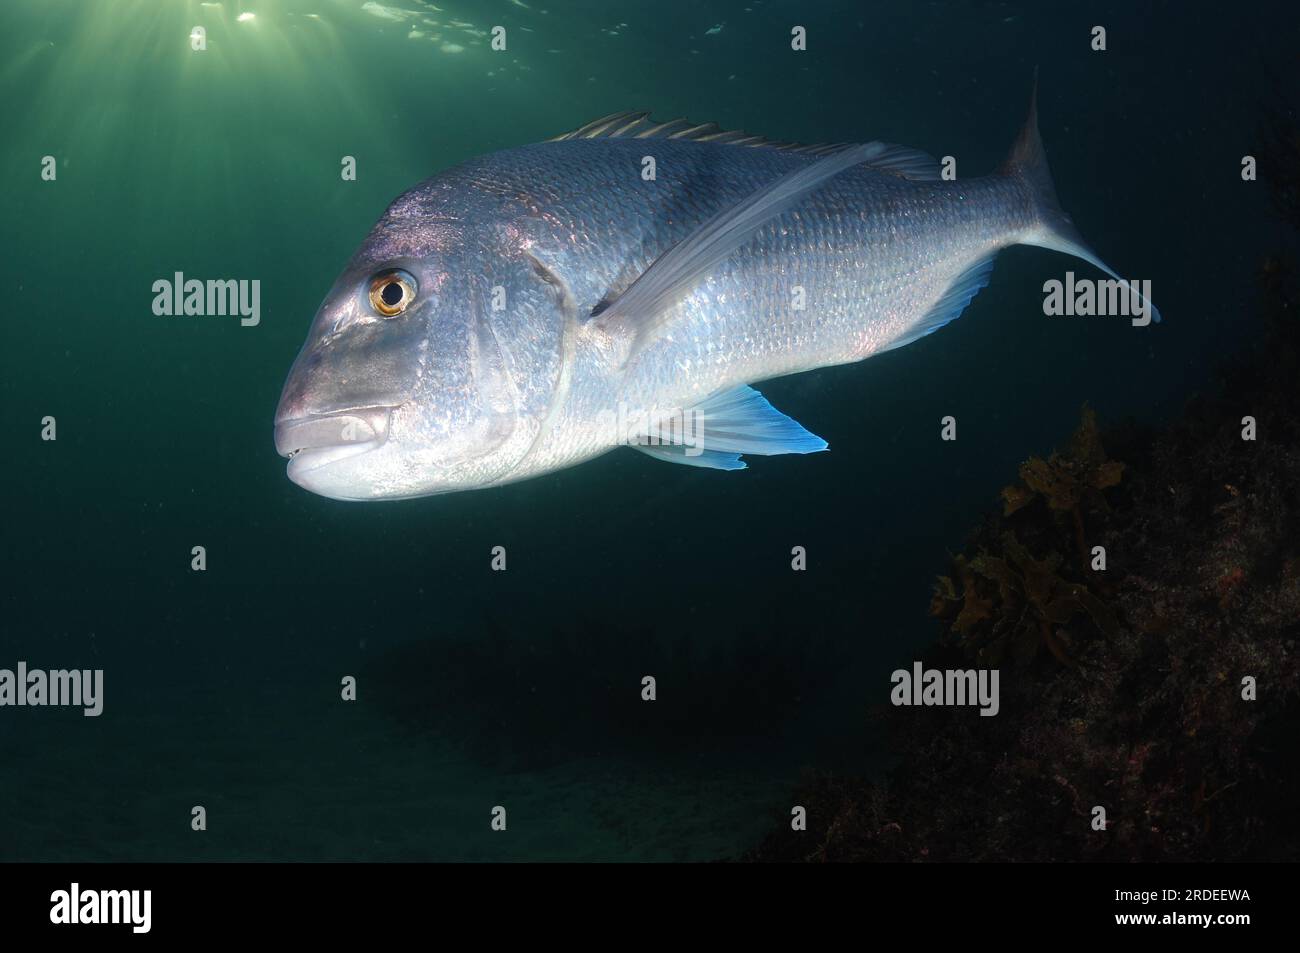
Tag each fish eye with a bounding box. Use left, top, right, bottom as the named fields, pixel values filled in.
left=368, top=269, right=417, bottom=317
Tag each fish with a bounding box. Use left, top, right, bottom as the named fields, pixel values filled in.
left=274, top=82, right=1158, bottom=501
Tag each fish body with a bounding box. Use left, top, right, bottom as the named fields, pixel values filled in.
left=275, top=91, right=1156, bottom=500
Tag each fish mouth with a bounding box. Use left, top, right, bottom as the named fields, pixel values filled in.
left=274, top=405, right=396, bottom=473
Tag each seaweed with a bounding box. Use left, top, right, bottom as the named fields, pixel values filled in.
left=1003, top=406, right=1124, bottom=569
left=930, top=407, right=1123, bottom=668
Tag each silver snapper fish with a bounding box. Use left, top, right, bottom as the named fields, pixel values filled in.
left=274, top=86, right=1158, bottom=500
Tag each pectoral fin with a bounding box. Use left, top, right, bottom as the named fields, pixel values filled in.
left=595, top=143, right=884, bottom=361
left=632, top=385, right=827, bottom=470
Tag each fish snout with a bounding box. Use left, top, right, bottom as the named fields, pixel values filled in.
left=274, top=406, right=395, bottom=461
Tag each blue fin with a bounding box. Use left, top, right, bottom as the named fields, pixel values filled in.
left=632, top=385, right=827, bottom=469
left=635, top=445, right=747, bottom=470
left=883, top=254, right=997, bottom=353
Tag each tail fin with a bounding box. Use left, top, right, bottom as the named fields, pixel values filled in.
left=1003, top=72, right=1161, bottom=323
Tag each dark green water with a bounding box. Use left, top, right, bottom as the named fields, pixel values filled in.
left=1, top=0, right=1293, bottom=860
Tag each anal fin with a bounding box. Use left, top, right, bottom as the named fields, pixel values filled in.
left=882, top=254, right=997, bottom=353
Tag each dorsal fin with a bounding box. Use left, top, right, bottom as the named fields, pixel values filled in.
left=546, top=110, right=852, bottom=157
left=546, top=111, right=941, bottom=178
left=854, top=143, right=941, bottom=181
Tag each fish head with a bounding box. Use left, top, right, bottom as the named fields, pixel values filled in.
left=275, top=189, right=569, bottom=501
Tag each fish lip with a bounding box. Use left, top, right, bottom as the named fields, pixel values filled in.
left=274, top=405, right=397, bottom=469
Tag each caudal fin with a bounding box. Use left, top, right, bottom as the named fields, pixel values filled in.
left=1002, top=72, right=1161, bottom=323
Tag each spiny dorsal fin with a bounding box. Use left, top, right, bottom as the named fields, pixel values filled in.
left=546, top=110, right=852, bottom=157
left=547, top=111, right=941, bottom=179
